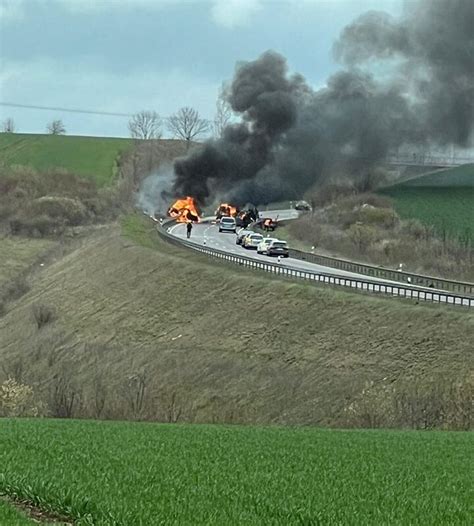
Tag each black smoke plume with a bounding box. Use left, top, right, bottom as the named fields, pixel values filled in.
left=172, top=0, right=474, bottom=206
left=173, top=51, right=303, bottom=203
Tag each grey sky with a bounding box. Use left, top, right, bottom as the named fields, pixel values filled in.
left=0, top=0, right=402, bottom=137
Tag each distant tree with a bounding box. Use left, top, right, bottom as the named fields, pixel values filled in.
left=167, top=107, right=210, bottom=145
left=46, top=120, right=66, bottom=135
left=128, top=110, right=162, bottom=140
left=2, top=118, right=16, bottom=133
left=213, top=83, right=232, bottom=138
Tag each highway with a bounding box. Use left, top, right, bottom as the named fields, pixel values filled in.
left=161, top=209, right=473, bottom=306
left=166, top=210, right=419, bottom=286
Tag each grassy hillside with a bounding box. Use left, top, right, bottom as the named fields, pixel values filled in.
left=0, top=216, right=472, bottom=427
left=1, top=419, right=471, bottom=525
left=380, top=164, right=474, bottom=242
left=0, top=237, right=54, bottom=288
left=0, top=133, right=133, bottom=186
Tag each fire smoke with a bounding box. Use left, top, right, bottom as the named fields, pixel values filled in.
left=171, top=0, right=473, bottom=206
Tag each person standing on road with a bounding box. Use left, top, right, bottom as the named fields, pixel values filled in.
left=186, top=222, right=193, bottom=238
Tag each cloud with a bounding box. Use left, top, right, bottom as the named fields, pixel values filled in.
left=55, top=0, right=165, bottom=13
left=0, top=58, right=220, bottom=136
left=0, top=0, right=173, bottom=21
left=0, top=0, right=26, bottom=21
left=211, top=0, right=262, bottom=29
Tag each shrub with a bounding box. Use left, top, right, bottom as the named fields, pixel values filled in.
left=32, top=303, right=56, bottom=329
left=0, top=378, right=44, bottom=417
left=0, top=276, right=30, bottom=303
left=305, top=183, right=355, bottom=207
left=348, top=224, right=377, bottom=252
left=358, top=206, right=399, bottom=228
left=10, top=213, right=65, bottom=237
left=344, top=375, right=473, bottom=430
left=31, top=196, right=89, bottom=226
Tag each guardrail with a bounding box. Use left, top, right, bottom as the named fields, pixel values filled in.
left=249, top=221, right=474, bottom=296
left=287, top=249, right=474, bottom=296
left=157, top=221, right=474, bottom=308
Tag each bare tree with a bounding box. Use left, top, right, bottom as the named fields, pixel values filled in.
left=213, top=84, right=232, bottom=138
left=167, top=107, right=210, bottom=145
left=49, top=373, right=80, bottom=418
left=46, top=120, right=66, bottom=135
left=128, top=110, right=162, bottom=140
left=122, top=371, right=147, bottom=419
left=2, top=118, right=16, bottom=133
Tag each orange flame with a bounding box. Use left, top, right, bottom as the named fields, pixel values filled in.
left=216, top=203, right=238, bottom=218
left=167, top=196, right=201, bottom=223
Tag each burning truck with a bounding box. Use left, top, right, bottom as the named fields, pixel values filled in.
left=167, top=196, right=201, bottom=223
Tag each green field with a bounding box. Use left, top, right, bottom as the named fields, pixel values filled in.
left=380, top=164, right=474, bottom=242
left=0, top=420, right=471, bottom=525
left=0, top=499, right=37, bottom=525
left=394, top=164, right=474, bottom=187
left=0, top=133, right=133, bottom=186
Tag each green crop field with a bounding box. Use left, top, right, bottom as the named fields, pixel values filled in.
left=380, top=164, right=474, bottom=243
left=395, top=164, right=474, bottom=187
left=0, top=499, right=37, bottom=525
left=0, top=133, right=133, bottom=186
left=0, top=420, right=471, bottom=525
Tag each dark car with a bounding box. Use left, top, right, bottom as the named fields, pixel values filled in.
left=294, top=200, right=312, bottom=211
left=266, top=240, right=289, bottom=257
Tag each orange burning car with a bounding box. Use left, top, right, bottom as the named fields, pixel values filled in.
left=215, top=203, right=238, bottom=220
left=261, top=217, right=278, bottom=231
left=167, top=196, right=201, bottom=223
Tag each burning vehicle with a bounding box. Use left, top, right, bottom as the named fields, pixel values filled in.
left=260, top=217, right=278, bottom=232
left=215, top=203, right=238, bottom=220
left=167, top=196, right=201, bottom=223
left=235, top=206, right=259, bottom=228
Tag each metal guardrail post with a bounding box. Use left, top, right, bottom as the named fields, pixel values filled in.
left=287, top=248, right=473, bottom=296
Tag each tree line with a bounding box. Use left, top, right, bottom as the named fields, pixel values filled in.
left=1, top=84, right=233, bottom=142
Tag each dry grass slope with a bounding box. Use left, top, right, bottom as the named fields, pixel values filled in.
left=0, top=216, right=472, bottom=425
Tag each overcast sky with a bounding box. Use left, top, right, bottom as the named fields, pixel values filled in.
left=0, top=0, right=402, bottom=138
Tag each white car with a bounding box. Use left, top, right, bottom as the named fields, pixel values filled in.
left=236, top=229, right=253, bottom=245
left=219, top=216, right=236, bottom=233
left=257, top=237, right=278, bottom=254
left=243, top=233, right=263, bottom=249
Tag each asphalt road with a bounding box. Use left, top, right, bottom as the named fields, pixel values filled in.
left=167, top=210, right=410, bottom=285
left=163, top=210, right=472, bottom=306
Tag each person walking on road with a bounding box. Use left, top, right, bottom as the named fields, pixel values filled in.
left=186, top=222, right=193, bottom=238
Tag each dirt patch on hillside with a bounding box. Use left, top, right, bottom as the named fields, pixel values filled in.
left=1, top=496, right=73, bottom=524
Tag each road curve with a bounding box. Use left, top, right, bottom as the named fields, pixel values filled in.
left=162, top=210, right=473, bottom=307
left=167, top=211, right=421, bottom=285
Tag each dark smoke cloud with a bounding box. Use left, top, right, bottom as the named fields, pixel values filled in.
left=334, top=0, right=474, bottom=146
left=173, top=51, right=302, bottom=203
left=172, top=0, right=474, bottom=206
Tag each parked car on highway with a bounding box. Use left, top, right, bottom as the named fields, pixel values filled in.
left=266, top=240, right=289, bottom=257
left=294, top=200, right=312, bottom=211
left=219, top=216, right=236, bottom=233
left=243, top=233, right=263, bottom=249
left=257, top=237, right=278, bottom=254
left=236, top=229, right=253, bottom=245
